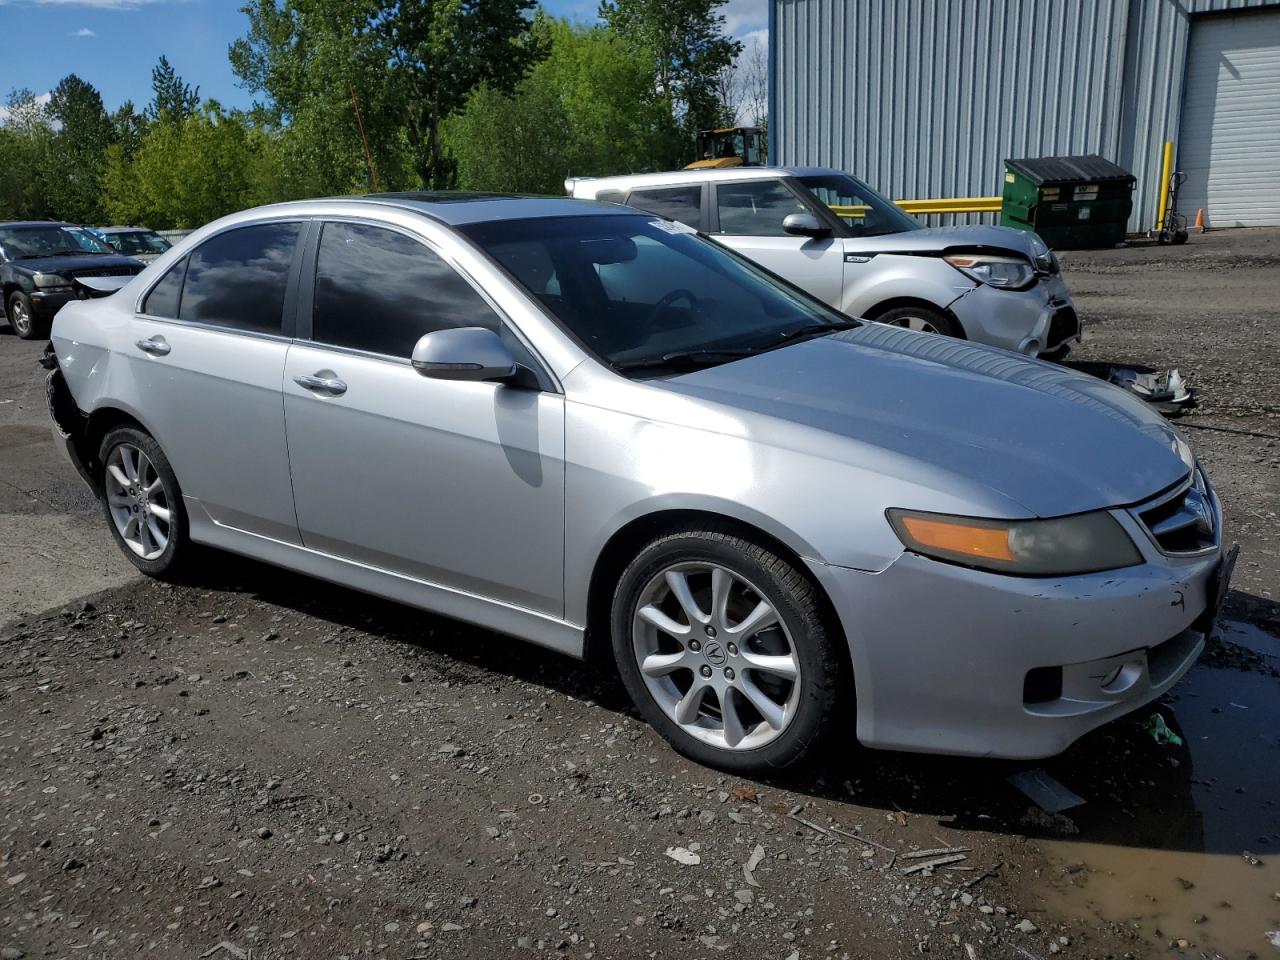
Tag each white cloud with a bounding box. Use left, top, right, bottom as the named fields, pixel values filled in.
left=0, top=91, right=53, bottom=124
left=720, top=0, right=767, bottom=37
left=71, top=25, right=96, bottom=35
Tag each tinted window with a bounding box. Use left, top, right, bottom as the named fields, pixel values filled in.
left=716, top=180, right=810, bottom=236
left=179, top=222, right=300, bottom=334
left=142, top=257, right=186, bottom=318
left=797, top=173, right=921, bottom=237
left=462, top=214, right=849, bottom=370
left=109, top=231, right=172, bottom=255
left=625, top=186, right=702, bottom=229
left=594, top=190, right=626, bottom=204
left=312, top=222, right=499, bottom=358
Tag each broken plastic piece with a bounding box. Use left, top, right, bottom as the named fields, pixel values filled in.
left=1145, top=712, right=1184, bottom=746
left=1107, top=366, right=1194, bottom=413
left=1006, top=768, right=1086, bottom=813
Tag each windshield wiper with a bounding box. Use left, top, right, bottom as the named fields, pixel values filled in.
left=613, top=349, right=757, bottom=375
left=767, top=319, right=860, bottom=349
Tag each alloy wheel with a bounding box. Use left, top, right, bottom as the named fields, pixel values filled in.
left=9, top=297, right=31, bottom=337
left=890, top=314, right=940, bottom=334
left=104, top=443, right=172, bottom=560
left=631, top=562, right=802, bottom=751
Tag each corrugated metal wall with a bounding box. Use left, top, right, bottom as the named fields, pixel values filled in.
left=771, top=0, right=1279, bottom=230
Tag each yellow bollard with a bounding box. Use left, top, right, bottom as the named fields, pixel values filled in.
left=1156, top=140, right=1174, bottom=233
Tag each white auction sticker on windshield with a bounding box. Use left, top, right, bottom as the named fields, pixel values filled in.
left=647, top=219, right=697, bottom=235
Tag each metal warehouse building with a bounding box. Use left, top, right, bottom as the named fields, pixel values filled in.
left=768, top=0, right=1280, bottom=230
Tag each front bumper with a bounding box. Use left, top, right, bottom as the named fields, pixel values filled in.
left=949, top=274, right=1080, bottom=357
left=29, top=289, right=76, bottom=319
left=807, top=493, right=1224, bottom=759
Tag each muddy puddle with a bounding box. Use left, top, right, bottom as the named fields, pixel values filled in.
left=1035, top=619, right=1280, bottom=957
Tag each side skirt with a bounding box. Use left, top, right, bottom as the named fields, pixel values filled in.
left=185, top=498, right=585, bottom=660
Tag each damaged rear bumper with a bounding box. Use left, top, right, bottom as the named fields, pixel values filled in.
left=46, top=360, right=98, bottom=494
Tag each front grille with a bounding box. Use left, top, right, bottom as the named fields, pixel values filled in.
left=1134, top=473, right=1217, bottom=555
left=1045, top=305, right=1079, bottom=348
left=69, top=265, right=142, bottom=279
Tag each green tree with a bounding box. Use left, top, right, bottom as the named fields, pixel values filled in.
left=445, top=17, right=673, bottom=191
left=599, top=0, right=741, bottom=165
left=47, top=75, right=114, bottom=223
left=231, top=0, right=547, bottom=190
left=149, top=55, right=200, bottom=123
left=105, top=103, right=259, bottom=229
left=0, top=89, right=56, bottom=219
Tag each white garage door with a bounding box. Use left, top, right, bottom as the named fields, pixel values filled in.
left=1178, top=8, right=1280, bottom=227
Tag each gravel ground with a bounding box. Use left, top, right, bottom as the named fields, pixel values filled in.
left=1, top=227, right=1277, bottom=960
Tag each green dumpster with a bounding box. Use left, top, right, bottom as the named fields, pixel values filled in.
left=1000, top=155, right=1135, bottom=249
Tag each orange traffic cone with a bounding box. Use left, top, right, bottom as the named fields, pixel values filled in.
left=1194, top=208, right=1205, bottom=232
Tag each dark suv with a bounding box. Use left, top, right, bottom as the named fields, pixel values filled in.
left=1, top=221, right=145, bottom=339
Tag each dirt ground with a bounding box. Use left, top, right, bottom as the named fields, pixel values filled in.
left=1, top=227, right=1277, bottom=960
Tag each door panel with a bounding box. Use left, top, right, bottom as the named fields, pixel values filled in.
left=283, top=344, right=566, bottom=616
left=125, top=320, right=298, bottom=543
left=710, top=180, right=845, bottom=306
left=712, top=234, right=845, bottom=306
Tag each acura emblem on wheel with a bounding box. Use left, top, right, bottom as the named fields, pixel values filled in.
left=702, top=641, right=727, bottom=666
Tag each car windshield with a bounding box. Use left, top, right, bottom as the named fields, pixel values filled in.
left=106, top=230, right=171, bottom=255
left=795, top=173, right=922, bottom=238
left=461, top=214, right=855, bottom=374
left=0, top=225, right=114, bottom=258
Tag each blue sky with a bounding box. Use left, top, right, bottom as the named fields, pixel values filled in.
left=0, top=0, right=766, bottom=116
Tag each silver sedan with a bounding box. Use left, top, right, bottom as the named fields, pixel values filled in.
left=47, top=195, right=1233, bottom=772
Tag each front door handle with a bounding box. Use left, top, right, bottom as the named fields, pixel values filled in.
left=294, top=373, right=348, bottom=396
left=135, top=336, right=170, bottom=356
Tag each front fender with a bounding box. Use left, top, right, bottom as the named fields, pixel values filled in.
left=841, top=253, right=972, bottom=320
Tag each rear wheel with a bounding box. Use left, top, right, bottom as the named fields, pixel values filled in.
left=98, top=426, right=190, bottom=578
left=611, top=525, right=845, bottom=772
left=6, top=291, right=47, bottom=340
left=875, top=304, right=961, bottom=339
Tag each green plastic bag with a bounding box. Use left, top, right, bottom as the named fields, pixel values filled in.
left=1145, top=712, right=1183, bottom=747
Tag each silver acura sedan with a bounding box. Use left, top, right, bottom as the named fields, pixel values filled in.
left=47, top=194, right=1234, bottom=772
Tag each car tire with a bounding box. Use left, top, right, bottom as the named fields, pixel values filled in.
left=610, top=524, right=846, bottom=772
left=875, top=304, right=962, bottom=339
left=98, top=425, right=190, bottom=579
left=6, top=291, right=47, bottom=340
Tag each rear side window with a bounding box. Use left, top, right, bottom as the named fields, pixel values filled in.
left=311, top=221, right=499, bottom=358
left=716, top=180, right=810, bottom=236
left=625, top=186, right=702, bottom=229
left=142, top=257, right=186, bottom=318
left=178, top=222, right=300, bottom=334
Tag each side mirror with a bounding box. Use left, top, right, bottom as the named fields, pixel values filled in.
left=783, top=212, right=832, bottom=238
left=411, top=327, right=517, bottom=382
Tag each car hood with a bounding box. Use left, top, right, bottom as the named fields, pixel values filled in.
left=858, top=224, right=1042, bottom=258
left=11, top=253, right=143, bottom=274
left=655, top=324, right=1190, bottom=518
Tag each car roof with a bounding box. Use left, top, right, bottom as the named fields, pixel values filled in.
left=0, top=220, right=75, bottom=229
left=567, top=166, right=847, bottom=193
left=98, top=226, right=154, bottom=233
left=357, top=192, right=634, bottom=225
left=213, top=193, right=640, bottom=229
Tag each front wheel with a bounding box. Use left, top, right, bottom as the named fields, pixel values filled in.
left=7, top=291, right=47, bottom=340
left=875, top=304, right=961, bottom=339
left=611, top=526, right=846, bottom=772
left=98, top=426, right=191, bottom=578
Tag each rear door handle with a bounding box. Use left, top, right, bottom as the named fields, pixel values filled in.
left=294, top=373, right=347, bottom=396
left=135, top=336, right=170, bottom=356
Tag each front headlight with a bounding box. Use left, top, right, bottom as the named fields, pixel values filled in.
left=33, top=273, right=72, bottom=289
left=887, top=508, right=1142, bottom=576
left=943, top=254, right=1037, bottom=290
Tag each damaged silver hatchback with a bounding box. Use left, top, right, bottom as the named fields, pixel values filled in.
left=47, top=194, right=1235, bottom=772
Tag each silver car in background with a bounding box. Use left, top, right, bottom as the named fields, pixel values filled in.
left=94, top=226, right=173, bottom=264
left=48, top=194, right=1230, bottom=772
left=568, top=167, right=1080, bottom=357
